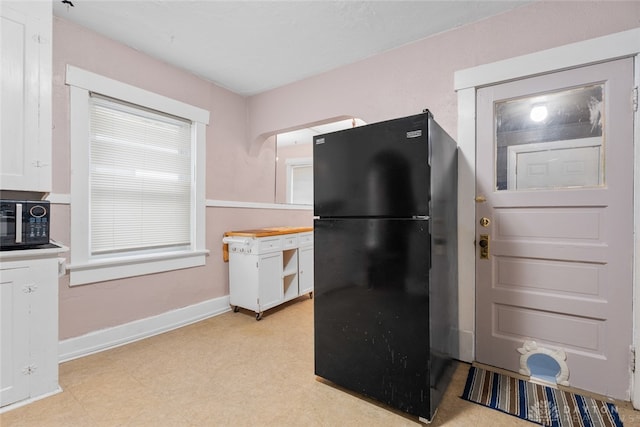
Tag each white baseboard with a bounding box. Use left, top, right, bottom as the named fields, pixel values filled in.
left=0, top=387, right=62, bottom=414
left=58, top=295, right=231, bottom=362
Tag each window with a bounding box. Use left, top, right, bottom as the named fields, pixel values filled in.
left=286, top=158, right=313, bottom=205
left=66, top=66, right=209, bottom=286
left=494, top=84, right=604, bottom=191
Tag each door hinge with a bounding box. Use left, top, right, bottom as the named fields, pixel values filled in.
left=34, top=35, right=49, bottom=45
left=631, top=347, right=636, bottom=373
left=22, top=284, right=37, bottom=294
left=22, top=365, right=38, bottom=375
left=33, top=160, right=50, bottom=168
left=633, top=87, right=638, bottom=112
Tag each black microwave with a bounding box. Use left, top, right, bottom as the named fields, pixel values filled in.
left=0, top=200, right=50, bottom=250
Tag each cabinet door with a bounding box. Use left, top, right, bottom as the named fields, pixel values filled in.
left=298, top=245, right=314, bottom=295
left=26, top=258, right=59, bottom=398
left=258, top=252, right=283, bottom=312
left=1, top=268, right=31, bottom=407
left=228, top=253, right=260, bottom=311
left=0, top=2, right=52, bottom=192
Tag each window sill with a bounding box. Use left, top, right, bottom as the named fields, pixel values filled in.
left=67, top=249, right=209, bottom=286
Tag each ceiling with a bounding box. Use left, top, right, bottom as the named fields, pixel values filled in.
left=52, top=1, right=531, bottom=97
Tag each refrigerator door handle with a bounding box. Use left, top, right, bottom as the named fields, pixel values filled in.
left=412, top=215, right=429, bottom=220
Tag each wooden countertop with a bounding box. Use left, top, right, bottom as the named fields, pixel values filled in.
left=222, top=227, right=313, bottom=261
left=224, top=226, right=313, bottom=238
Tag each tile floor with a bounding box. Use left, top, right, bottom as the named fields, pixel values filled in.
left=2, top=296, right=638, bottom=426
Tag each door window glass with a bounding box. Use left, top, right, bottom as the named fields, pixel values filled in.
left=495, top=84, right=604, bottom=191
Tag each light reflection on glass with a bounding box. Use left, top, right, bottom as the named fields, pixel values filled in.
left=495, top=84, right=604, bottom=191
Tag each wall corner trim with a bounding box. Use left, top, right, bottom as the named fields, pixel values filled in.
left=58, top=295, right=231, bottom=362
left=454, top=27, right=640, bottom=90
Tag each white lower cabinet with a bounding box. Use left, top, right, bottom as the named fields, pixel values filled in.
left=1, top=267, right=31, bottom=406
left=225, top=231, right=313, bottom=320
left=1, top=249, right=64, bottom=410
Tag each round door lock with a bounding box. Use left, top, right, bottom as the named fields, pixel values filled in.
left=479, top=217, right=491, bottom=227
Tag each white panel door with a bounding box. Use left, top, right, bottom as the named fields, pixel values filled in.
left=475, top=58, right=634, bottom=399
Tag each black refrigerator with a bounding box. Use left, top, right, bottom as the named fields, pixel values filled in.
left=313, top=110, right=458, bottom=422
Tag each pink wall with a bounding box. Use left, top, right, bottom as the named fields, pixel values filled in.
left=248, top=1, right=640, bottom=146
left=52, top=17, right=309, bottom=339
left=52, top=1, right=640, bottom=340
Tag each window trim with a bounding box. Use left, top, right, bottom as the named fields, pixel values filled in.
left=285, top=157, right=312, bottom=205
left=66, top=65, right=209, bottom=286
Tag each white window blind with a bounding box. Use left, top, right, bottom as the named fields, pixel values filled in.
left=290, top=164, right=313, bottom=205
left=89, top=94, right=192, bottom=255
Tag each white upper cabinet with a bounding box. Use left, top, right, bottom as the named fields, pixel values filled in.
left=1, top=1, right=52, bottom=193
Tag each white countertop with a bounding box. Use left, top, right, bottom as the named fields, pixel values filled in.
left=0, top=241, right=69, bottom=261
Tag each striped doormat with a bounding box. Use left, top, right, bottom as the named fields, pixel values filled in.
left=461, top=366, right=623, bottom=427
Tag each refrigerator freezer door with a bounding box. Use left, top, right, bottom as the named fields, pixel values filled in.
left=313, top=217, right=436, bottom=419
left=313, top=113, right=430, bottom=218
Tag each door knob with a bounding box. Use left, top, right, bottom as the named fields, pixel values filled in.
left=479, top=234, right=490, bottom=259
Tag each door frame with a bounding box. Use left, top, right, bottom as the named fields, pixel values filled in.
left=454, top=27, right=640, bottom=406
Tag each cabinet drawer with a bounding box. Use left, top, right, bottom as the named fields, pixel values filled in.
left=282, top=235, right=298, bottom=249
left=298, top=232, right=313, bottom=246
left=258, top=237, right=282, bottom=253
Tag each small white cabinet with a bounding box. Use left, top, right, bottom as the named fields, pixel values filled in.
left=0, top=1, right=52, bottom=192
left=1, top=245, right=66, bottom=410
left=224, top=228, right=313, bottom=320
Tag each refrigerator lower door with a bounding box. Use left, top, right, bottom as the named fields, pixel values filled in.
left=314, top=217, right=443, bottom=420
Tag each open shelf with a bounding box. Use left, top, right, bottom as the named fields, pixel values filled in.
left=282, top=249, right=299, bottom=300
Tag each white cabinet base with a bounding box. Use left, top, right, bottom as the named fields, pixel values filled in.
left=1, top=244, right=66, bottom=410
left=0, top=387, right=62, bottom=414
